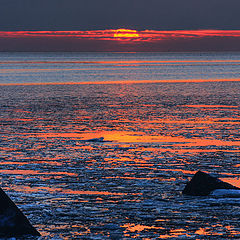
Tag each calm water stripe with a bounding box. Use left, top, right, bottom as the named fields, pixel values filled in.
left=1, top=52, right=240, bottom=84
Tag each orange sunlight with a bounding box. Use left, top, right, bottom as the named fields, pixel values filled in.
left=113, top=29, right=140, bottom=39
left=2, top=29, right=240, bottom=51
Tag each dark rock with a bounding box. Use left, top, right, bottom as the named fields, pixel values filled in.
left=81, top=137, right=105, bottom=142
left=0, top=187, right=40, bottom=237
left=182, top=170, right=240, bottom=196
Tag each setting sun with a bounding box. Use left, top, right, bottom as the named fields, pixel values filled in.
left=113, top=29, right=140, bottom=39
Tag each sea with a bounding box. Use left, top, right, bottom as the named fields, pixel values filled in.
left=0, top=52, right=240, bottom=239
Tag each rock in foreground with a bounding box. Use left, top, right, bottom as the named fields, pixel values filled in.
left=182, top=170, right=240, bottom=196
left=0, top=187, right=40, bottom=237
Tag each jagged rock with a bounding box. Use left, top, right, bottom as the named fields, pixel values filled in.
left=0, top=187, right=40, bottom=237
left=81, top=137, right=105, bottom=142
left=182, top=170, right=240, bottom=196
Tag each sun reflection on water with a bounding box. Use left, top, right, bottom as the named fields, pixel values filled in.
left=0, top=81, right=240, bottom=238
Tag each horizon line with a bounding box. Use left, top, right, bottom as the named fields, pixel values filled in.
left=1, top=29, right=240, bottom=52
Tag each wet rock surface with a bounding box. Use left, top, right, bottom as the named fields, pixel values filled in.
left=0, top=82, right=240, bottom=239
left=183, top=171, right=240, bottom=196
left=0, top=187, right=40, bottom=237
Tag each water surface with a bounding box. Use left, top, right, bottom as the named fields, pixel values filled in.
left=0, top=53, right=240, bottom=239
left=1, top=52, right=240, bottom=84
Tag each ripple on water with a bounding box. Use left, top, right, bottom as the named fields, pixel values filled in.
left=0, top=81, right=240, bottom=238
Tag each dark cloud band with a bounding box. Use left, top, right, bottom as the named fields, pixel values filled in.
left=1, top=29, right=240, bottom=51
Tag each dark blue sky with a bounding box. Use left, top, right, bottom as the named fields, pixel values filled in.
left=1, top=0, right=240, bottom=31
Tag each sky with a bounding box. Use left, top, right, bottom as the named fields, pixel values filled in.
left=1, top=30, right=240, bottom=52
left=1, top=0, right=240, bottom=31
left=1, top=0, right=240, bottom=51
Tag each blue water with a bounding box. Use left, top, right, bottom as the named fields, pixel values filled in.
left=0, top=52, right=240, bottom=84
left=0, top=52, right=240, bottom=239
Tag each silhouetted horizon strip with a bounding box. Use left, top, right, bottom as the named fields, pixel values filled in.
left=1, top=29, right=240, bottom=52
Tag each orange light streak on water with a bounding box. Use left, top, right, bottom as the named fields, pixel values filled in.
left=195, top=225, right=240, bottom=237
left=158, top=229, right=191, bottom=239
left=121, top=223, right=161, bottom=232
left=9, top=185, right=140, bottom=196
left=0, top=169, right=77, bottom=177
left=18, top=130, right=240, bottom=146
left=1, top=78, right=240, bottom=86
left=0, top=161, right=27, bottom=166
left=186, top=105, right=239, bottom=108
left=1, top=59, right=240, bottom=66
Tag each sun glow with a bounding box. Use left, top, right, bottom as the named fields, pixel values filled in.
left=113, top=29, right=140, bottom=39
left=2, top=29, right=240, bottom=51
